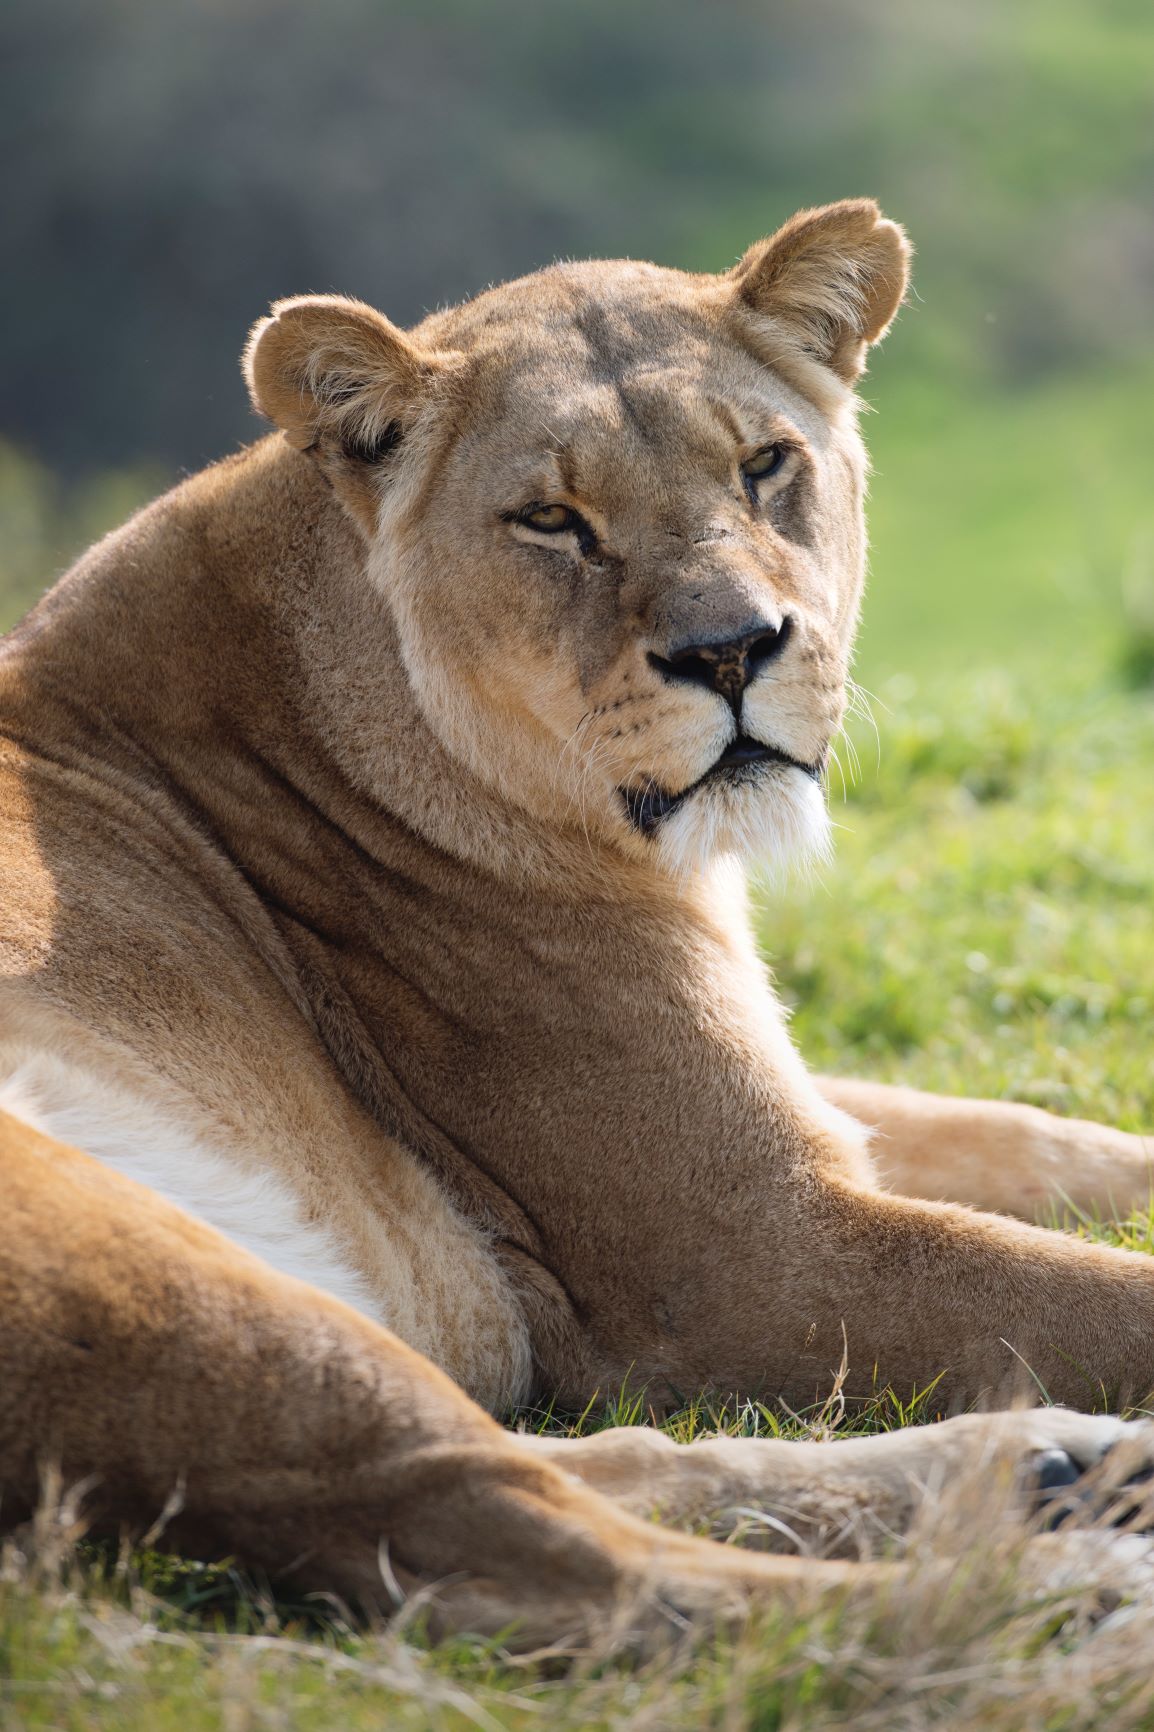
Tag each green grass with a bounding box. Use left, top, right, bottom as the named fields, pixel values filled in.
left=3, top=363, right=1154, bottom=1723
left=768, top=671, right=1154, bottom=1134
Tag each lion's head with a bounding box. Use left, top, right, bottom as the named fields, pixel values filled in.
left=244, top=199, right=909, bottom=877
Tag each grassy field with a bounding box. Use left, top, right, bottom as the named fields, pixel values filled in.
left=2, top=363, right=1154, bottom=1724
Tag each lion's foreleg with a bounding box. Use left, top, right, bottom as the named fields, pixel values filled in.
left=516, top=1409, right=1154, bottom=1557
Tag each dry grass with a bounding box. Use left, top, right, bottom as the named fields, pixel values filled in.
left=7, top=1418, right=1154, bottom=1730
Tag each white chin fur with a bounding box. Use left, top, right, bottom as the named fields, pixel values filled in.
left=653, top=764, right=832, bottom=880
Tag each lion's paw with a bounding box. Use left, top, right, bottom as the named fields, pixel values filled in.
left=1013, top=1411, right=1154, bottom=1527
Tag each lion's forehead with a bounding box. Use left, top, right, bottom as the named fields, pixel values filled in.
left=416, top=256, right=713, bottom=349
left=418, top=262, right=848, bottom=502
left=446, top=353, right=840, bottom=509
left=492, top=360, right=734, bottom=456
left=459, top=311, right=723, bottom=406
left=444, top=319, right=807, bottom=459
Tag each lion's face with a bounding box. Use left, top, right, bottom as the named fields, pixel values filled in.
left=246, top=200, right=909, bottom=876
left=402, top=268, right=866, bottom=877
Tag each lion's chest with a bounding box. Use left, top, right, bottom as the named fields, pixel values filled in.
left=322, top=893, right=806, bottom=1304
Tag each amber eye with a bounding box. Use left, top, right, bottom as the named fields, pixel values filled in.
left=522, top=503, right=579, bottom=534
left=503, top=499, right=597, bottom=554
left=741, top=443, right=786, bottom=484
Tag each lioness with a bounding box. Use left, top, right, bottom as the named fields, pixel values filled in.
left=3, top=199, right=1154, bottom=1645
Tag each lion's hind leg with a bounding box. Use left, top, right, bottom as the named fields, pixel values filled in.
left=819, top=1077, right=1153, bottom=1222
left=0, top=1108, right=861, bottom=1647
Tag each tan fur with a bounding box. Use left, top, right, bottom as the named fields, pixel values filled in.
left=3, top=200, right=1154, bottom=1643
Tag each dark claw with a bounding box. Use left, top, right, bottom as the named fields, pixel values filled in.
left=1033, top=1448, right=1082, bottom=1495
left=1031, top=1447, right=1085, bottom=1529
left=1031, top=1442, right=1154, bottom=1532
left=1101, top=1452, right=1154, bottom=1531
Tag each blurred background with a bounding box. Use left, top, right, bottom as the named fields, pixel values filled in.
left=1, top=0, right=1152, bottom=1107
left=2, top=0, right=1152, bottom=686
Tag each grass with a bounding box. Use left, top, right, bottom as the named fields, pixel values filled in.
left=769, top=670, right=1154, bottom=1137
left=3, top=364, right=1154, bottom=1722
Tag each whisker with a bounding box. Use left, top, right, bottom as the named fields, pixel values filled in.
left=846, top=679, right=884, bottom=774
left=827, top=741, right=849, bottom=803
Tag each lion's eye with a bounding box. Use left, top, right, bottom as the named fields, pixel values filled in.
left=503, top=500, right=598, bottom=555
left=521, top=503, right=579, bottom=534
left=741, top=444, right=786, bottom=484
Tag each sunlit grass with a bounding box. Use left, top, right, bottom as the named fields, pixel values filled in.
left=765, top=673, right=1154, bottom=1137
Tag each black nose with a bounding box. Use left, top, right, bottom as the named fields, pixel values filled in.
left=650, top=616, right=792, bottom=711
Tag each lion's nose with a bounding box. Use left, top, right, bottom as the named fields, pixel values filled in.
left=650, top=616, right=792, bottom=711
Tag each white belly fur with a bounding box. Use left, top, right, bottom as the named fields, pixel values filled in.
left=1, top=1051, right=376, bottom=1320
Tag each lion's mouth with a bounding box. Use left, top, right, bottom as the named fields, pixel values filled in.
left=620, top=735, right=823, bottom=836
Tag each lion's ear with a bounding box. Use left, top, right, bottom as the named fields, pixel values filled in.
left=730, top=200, right=911, bottom=383
left=243, top=294, right=439, bottom=459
